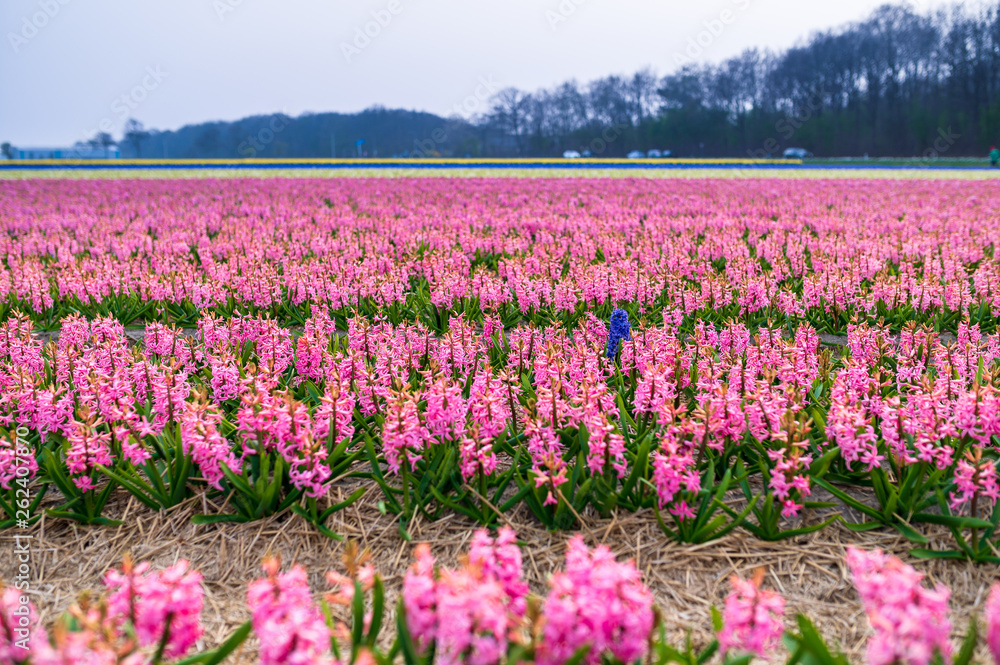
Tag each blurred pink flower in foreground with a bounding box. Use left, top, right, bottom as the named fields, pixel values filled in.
left=847, top=547, right=952, bottom=665
left=717, top=568, right=785, bottom=657
left=985, top=582, right=1000, bottom=664
left=537, top=535, right=654, bottom=665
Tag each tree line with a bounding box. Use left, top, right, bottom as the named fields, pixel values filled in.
left=480, top=1, right=1000, bottom=158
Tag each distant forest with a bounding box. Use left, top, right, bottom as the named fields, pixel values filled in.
left=110, top=1, right=999, bottom=159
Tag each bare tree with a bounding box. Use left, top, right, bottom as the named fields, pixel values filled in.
left=123, top=119, right=151, bottom=157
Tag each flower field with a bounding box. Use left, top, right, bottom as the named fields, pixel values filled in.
left=3, top=176, right=1000, bottom=663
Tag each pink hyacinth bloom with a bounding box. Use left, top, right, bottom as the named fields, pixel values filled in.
left=949, top=448, right=1000, bottom=515
left=0, top=585, right=46, bottom=664
left=846, top=547, right=953, bottom=665
left=433, top=566, right=510, bottom=665
left=402, top=530, right=527, bottom=665
left=403, top=543, right=439, bottom=652
left=179, top=399, right=238, bottom=491
left=651, top=432, right=700, bottom=513
left=247, top=558, right=333, bottom=665
left=104, top=558, right=205, bottom=660
left=537, top=536, right=654, bottom=665
left=986, top=583, right=1000, bottom=664
left=64, top=415, right=113, bottom=492
left=986, top=582, right=1000, bottom=663
left=381, top=389, right=428, bottom=475
left=717, top=570, right=785, bottom=657
left=29, top=631, right=120, bottom=665
left=468, top=527, right=529, bottom=618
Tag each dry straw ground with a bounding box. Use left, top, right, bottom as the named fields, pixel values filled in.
left=2, top=477, right=998, bottom=664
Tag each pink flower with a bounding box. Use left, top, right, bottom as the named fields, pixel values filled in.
left=433, top=566, right=509, bottom=665
left=104, top=558, right=204, bottom=660
left=247, top=558, right=333, bottom=665
left=651, top=432, right=700, bottom=512
left=0, top=432, right=37, bottom=491
left=178, top=397, right=238, bottom=490
left=64, top=412, right=113, bottom=492
left=986, top=583, right=1000, bottom=664
left=949, top=447, right=1000, bottom=515
left=402, top=544, right=438, bottom=651
left=0, top=585, right=46, bottom=664
left=537, top=536, right=654, bottom=665
left=423, top=373, right=467, bottom=442
left=468, top=527, right=528, bottom=618
left=669, top=500, right=696, bottom=521
left=403, top=529, right=527, bottom=665
left=717, top=570, right=785, bottom=657
left=381, top=389, right=428, bottom=475
left=846, top=547, right=952, bottom=665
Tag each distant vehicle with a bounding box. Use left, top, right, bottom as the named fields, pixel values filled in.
left=662, top=150, right=672, bottom=157
left=647, top=149, right=662, bottom=158
left=626, top=150, right=645, bottom=159
left=782, top=147, right=813, bottom=159
left=581, top=150, right=593, bottom=157
left=562, top=150, right=581, bottom=159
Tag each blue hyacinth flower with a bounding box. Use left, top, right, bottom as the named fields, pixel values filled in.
left=606, top=308, right=631, bottom=359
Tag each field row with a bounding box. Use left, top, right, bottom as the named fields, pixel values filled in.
left=2, top=306, right=999, bottom=562
left=2, top=529, right=993, bottom=665
left=2, top=179, right=1000, bottom=333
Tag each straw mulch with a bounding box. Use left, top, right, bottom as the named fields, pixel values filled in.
left=2, top=480, right=997, bottom=664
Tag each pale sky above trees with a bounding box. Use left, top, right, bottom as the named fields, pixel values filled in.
left=2, top=0, right=959, bottom=145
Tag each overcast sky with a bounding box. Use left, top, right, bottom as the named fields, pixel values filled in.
left=2, top=0, right=958, bottom=146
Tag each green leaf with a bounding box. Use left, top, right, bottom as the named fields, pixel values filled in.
left=220, top=465, right=254, bottom=496
left=913, top=513, right=994, bottom=529
left=367, top=576, right=385, bottom=647
left=910, top=548, right=968, bottom=560
left=841, top=520, right=884, bottom=532
left=720, top=655, right=752, bottom=665
left=396, top=602, right=422, bottom=665
left=41, top=448, right=81, bottom=501
left=710, top=606, right=723, bottom=633
left=202, top=620, right=252, bottom=665
left=810, top=407, right=827, bottom=437
left=620, top=434, right=650, bottom=502
left=813, top=478, right=883, bottom=521
left=808, top=446, right=840, bottom=478
left=768, top=514, right=842, bottom=540
left=320, top=486, right=369, bottom=520
left=351, top=579, right=365, bottom=650
left=794, top=614, right=848, bottom=665
left=192, top=513, right=247, bottom=525
left=697, top=640, right=720, bottom=664
left=96, top=465, right=161, bottom=511
left=954, top=616, right=978, bottom=665
left=561, top=643, right=593, bottom=665
left=891, top=520, right=929, bottom=544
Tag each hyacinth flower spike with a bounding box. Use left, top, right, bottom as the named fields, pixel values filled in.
left=606, top=308, right=631, bottom=360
